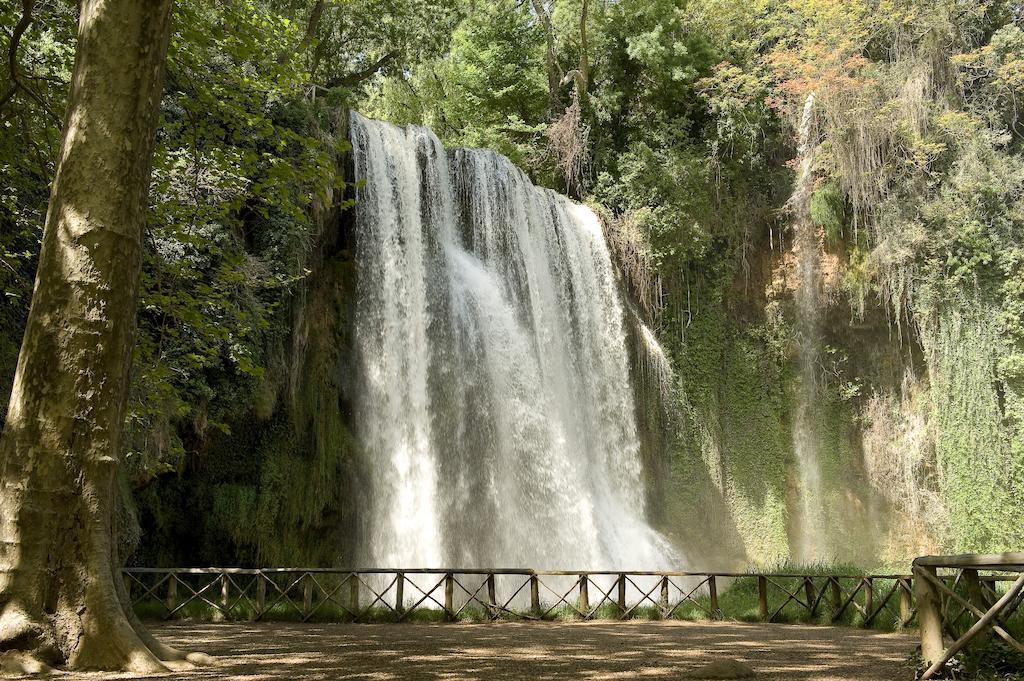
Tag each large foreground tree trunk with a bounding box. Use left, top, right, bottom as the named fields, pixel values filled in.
left=0, top=0, right=208, bottom=672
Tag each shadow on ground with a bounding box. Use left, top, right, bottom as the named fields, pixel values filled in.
left=57, top=620, right=918, bottom=680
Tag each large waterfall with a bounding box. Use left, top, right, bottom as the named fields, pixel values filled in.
left=349, top=113, right=676, bottom=571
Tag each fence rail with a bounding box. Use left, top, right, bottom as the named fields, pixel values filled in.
left=122, top=567, right=925, bottom=628
left=914, top=552, right=1024, bottom=680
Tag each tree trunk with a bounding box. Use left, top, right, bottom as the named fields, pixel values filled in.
left=0, top=0, right=207, bottom=672
left=277, top=0, right=324, bottom=65
left=577, top=0, right=589, bottom=101
left=301, top=0, right=325, bottom=51
left=530, top=0, right=563, bottom=117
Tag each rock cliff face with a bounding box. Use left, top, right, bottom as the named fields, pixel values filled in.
left=633, top=222, right=909, bottom=571
left=133, top=109, right=364, bottom=567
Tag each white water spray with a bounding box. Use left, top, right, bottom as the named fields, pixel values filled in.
left=349, top=113, right=678, bottom=574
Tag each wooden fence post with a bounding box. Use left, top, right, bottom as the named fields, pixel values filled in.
left=166, top=574, right=177, bottom=613
left=899, top=578, right=912, bottom=625
left=709, top=575, right=719, bottom=618
left=350, top=574, right=360, bottom=615
left=915, top=566, right=946, bottom=670
left=220, top=573, right=230, bottom=615
left=864, top=578, right=874, bottom=624
left=579, top=575, right=590, bottom=615
left=444, top=573, right=454, bottom=620
left=805, top=578, right=817, bottom=616
left=963, top=569, right=987, bottom=613
left=302, top=573, right=313, bottom=619
left=395, top=573, right=405, bottom=614
left=758, top=576, right=768, bottom=621
left=487, top=573, right=497, bottom=615
left=255, top=573, right=266, bottom=620
left=617, top=574, right=627, bottom=618
left=530, top=574, right=540, bottom=613
left=829, top=578, right=841, bottom=614
left=659, top=576, right=669, bottom=617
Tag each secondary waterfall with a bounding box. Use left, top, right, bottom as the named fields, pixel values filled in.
left=789, top=93, right=829, bottom=563
left=349, top=112, right=676, bottom=571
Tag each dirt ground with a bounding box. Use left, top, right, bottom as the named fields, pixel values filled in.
left=55, top=620, right=918, bottom=680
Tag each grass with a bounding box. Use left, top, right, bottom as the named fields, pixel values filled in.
left=129, top=564, right=913, bottom=630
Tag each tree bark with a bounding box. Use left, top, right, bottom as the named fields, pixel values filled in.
left=276, top=0, right=324, bottom=65
left=530, top=0, right=563, bottom=117
left=0, top=0, right=207, bottom=672
left=577, top=0, right=589, bottom=100
left=323, top=51, right=398, bottom=88
left=301, top=0, right=326, bottom=51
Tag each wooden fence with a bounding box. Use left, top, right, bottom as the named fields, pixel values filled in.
left=122, top=567, right=917, bottom=627
left=914, top=552, right=1024, bottom=680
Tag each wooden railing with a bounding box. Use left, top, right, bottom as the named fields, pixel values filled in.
left=914, top=552, right=1024, bottom=680
left=122, top=567, right=915, bottom=627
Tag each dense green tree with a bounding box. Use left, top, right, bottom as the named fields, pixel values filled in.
left=365, top=0, right=550, bottom=176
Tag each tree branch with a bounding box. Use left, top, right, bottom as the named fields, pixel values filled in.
left=0, top=0, right=60, bottom=124
left=278, top=0, right=325, bottom=65
left=0, top=0, right=36, bottom=111
left=323, top=51, right=398, bottom=88
left=301, top=0, right=325, bottom=50
left=531, top=0, right=563, bottom=118
left=578, top=0, right=589, bottom=99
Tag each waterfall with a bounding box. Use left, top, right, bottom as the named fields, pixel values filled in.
left=349, top=112, right=677, bottom=573
left=789, top=93, right=829, bottom=563
left=634, top=312, right=675, bottom=406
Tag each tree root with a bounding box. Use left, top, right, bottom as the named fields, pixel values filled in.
left=0, top=601, right=214, bottom=674
left=0, top=650, right=52, bottom=675
left=130, top=615, right=215, bottom=668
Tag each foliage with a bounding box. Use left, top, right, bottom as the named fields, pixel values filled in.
left=663, top=293, right=793, bottom=567
left=363, top=0, right=551, bottom=175
left=3, top=0, right=1024, bottom=578
left=126, top=0, right=337, bottom=481
left=272, top=0, right=461, bottom=90
left=135, top=258, right=362, bottom=567
left=0, top=0, right=357, bottom=485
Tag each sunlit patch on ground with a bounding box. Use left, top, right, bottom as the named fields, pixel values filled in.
left=52, top=620, right=916, bottom=680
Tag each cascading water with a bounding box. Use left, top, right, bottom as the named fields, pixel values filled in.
left=789, top=93, right=829, bottom=563
left=634, top=312, right=675, bottom=406
left=349, top=112, right=678, bottom=575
